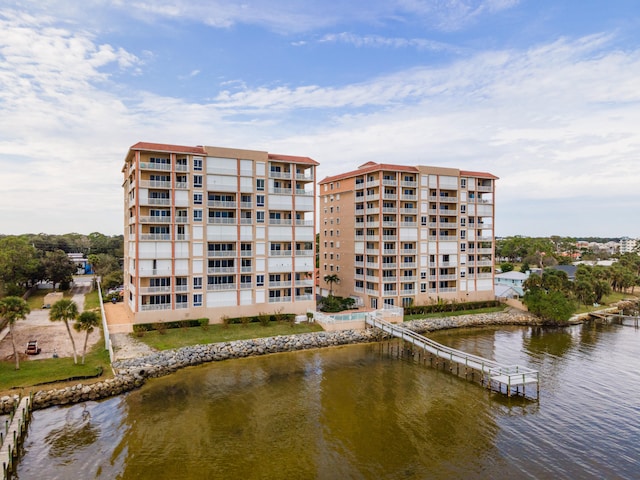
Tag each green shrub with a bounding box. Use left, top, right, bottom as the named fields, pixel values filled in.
left=258, top=312, right=271, bottom=327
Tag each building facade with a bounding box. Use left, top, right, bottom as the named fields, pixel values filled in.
left=318, top=162, right=497, bottom=309
left=123, top=142, right=318, bottom=327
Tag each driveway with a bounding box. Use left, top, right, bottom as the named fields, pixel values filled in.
left=0, top=278, right=102, bottom=362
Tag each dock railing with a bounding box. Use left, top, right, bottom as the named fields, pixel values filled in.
left=366, top=313, right=539, bottom=398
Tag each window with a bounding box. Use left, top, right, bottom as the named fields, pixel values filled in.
left=461, top=205, right=466, bottom=214
left=421, top=216, right=427, bottom=226
left=257, top=195, right=265, bottom=207
left=256, top=275, right=264, bottom=286
left=420, top=283, right=427, bottom=293
left=194, top=158, right=203, bottom=171
left=257, top=211, right=265, bottom=223
left=193, top=175, right=203, bottom=188
left=194, top=193, right=203, bottom=204
left=194, top=210, right=203, bottom=222
left=461, top=178, right=467, bottom=188
left=193, top=294, right=203, bottom=307
left=421, top=272, right=427, bottom=279
left=257, top=179, right=265, bottom=191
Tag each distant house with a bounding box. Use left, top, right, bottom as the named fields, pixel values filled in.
left=495, top=284, right=521, bottom=299
left=494, top=271, right=529, bottom=297
left=546, top=265, right=578, bottom=281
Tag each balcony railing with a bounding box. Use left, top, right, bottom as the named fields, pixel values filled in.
left=269, top=281, right=292, bottom=287
left=140, top=286, right=171, bottom=294
left=147, top=198, right=171, bottom=206
left=139, top=216, right=171, bottom=224
left=295, top=279, right=314, bottom=286
left=208, top=250, right=236, bottom=257
left=206, top=284, right=237, bottom=291
left=295, top=250, right=314, bottom=256
left=140, top=162, right=171, bottom=171
left=269, top=219, right=293, bottom=225
left=268, top=296, right=292, bottom=303
left=140, top=303, right=172, bottom=311
left=176, top=302, right=189, bottom=309
left=269, top=250, right=292, bottom=257
left=139, top=234, right=171, bottom=241
left=140, top=180, right=171, bottom=189
left=175, top=285, right=189, bottom=292
left=208, top=200, right=237, bottom=208
left=382, top=179, right=397, bottom=186
left=295, top=294, right=314, bottom=301
left=208, top=267, right=236, bottom=274
left=208, top=217, right=236, bottom=225
left=269, top=171, right=292, bottom=179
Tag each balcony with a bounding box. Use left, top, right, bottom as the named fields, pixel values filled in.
left=139, top=216, right=171, bottom=224
left=208, top=250, right=236, bottom=257
left=382, top=276, right=397, bottom=283
left=365, top=207, right=380, bottom=214
left=295, top=250, right=314, bottom=256
left=366, top=194, right=380, bottom=201
left=400, top=194, right=417, bottom=201
left=268, top=296, right=292, bottom=303
left=208, top=200, right=237, bottom=208
left=140, top=303, right=172, bottom=311
left=366, top=180, right=380, bottom=187
left=354, top=286, right=365, bottom=293
left=401, top=249, right=417, bottom=254
left=175, top=217, right=189, bottom=224
left=270, top=187, right=292, bottom=195
left=175, top=164, right=188, bottom=172
left=269, top=218, right=293, bottom=225
left=269, top=170, right=292, bottom=179
left=295, top=279, right=314, bottom=286
left=401, top=275, right=417, bottom=281
left=382, top=207, right=397, bottom=214
left=477, top=185, right=493, bottom=192
left=206, top=284, right=237, bottom=291
left=366, top=289, right=379, bottom=296
left=240, top=266, right=253, bottom=273
left=176, top=302, right=189, bottom=310
left=399, top=208, right=417, bottom=214
left=295, top=294, right=314, bottom=301
left=383, top=290, right=397, bottom=297
left=400, top=180, right=417, bottom=187
left=382, top=221, right=397, bottom=227
left=240, top=283, right=253, bottom=290
left=365, top=235, right=379, bottom=241
left=207, top=267, right=237, bottom=274
left=140, top=180, right=171, bottom=189
left=383, top=249, right=397, bottom=255
left=382, top=194, right=397, bottom=200
left=175, top=285, right=189, bottom=292
left=139, top=234, right=171, bottom=241
left=240, top=218, right=253, bottom=225
left=366, top=261, right=380, bottom=269
left=295, top=219, right=314, bottom=226
left=140, top=162, right=171, bottom=171
left=295, top=173, right=313, bottom=181
left=382, top=235, right=397, bottom=241
left=400, top=222, right=417, bottom=227
left=208, top=218, right=237, bottom=225
left=269, top=281, right=292, bottom=287
left=240, top=250, right=253, bottom=257
left=269, top=250, right=292, bottom=257
left=147, top=198, right=171, bottom=206
left=139, top=286, right=171, bottom=294
left=400, top=262, right=417, bottom=268
left=175, top=182, right=189, bottom=189
left=295, top=189, right=313, bottom=196
left=381, top=262, right=397, bottom=269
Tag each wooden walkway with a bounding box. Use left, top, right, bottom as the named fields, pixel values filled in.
left=366, top=315, right=539, bottom=399
left=1, top=396, right=31, bottom=480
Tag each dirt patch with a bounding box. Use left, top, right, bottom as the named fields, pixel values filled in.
left=0, top=283, right=101, bottom=362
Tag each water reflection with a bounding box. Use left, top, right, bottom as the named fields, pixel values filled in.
left=16, top=324, right=640, bottom=480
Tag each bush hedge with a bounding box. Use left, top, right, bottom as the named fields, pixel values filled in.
left=133, top=318, right=209, bottom=333
left=403, top=299, right=501, bottom=316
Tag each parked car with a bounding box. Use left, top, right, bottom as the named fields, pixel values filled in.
left=26, top=340, right=42, bottom=355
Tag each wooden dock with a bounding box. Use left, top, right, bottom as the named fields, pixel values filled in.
left=366, top=315, right=539, bottom=399
left=1, top=396, right=31, bottom=480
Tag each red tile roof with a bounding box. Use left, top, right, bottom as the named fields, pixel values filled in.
left=460, top=170, right=499, bottom=180
left=129, top=142, right=207, bottom=155
left=268, top=153, right=319, bottom=166
left=319, top=162, right=418, bottom=184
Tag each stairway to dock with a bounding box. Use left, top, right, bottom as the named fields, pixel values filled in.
left=366, top=314, right=539, bottom=399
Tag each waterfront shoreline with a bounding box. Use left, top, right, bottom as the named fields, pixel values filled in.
left=0, top=308, right=583, bottom=414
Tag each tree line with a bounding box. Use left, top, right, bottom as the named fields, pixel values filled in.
left=522, top=253, right=640, bottom=323
left=0, top=233, right=123, bottom=296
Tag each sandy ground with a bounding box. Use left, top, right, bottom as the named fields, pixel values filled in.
left=0, top=278, right=102, bottom=363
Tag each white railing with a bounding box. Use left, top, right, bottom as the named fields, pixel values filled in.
left=208, top=250, right=236, bottom=257
left=140, top=303, right=172, bottom=311
left=139, top=234, right=171, bottom=241
left=207, top=217, right=236, bottom=224
left=207, top=284, right=237, bottom=291
left=268, top=296, right=292, bottom=303
left=208, top=200, right=237, bottom=208
left=208, top=267, right=236, bottom=273
left=139, top=216, right=171, bottom=223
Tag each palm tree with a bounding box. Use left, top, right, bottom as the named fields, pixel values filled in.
left=0, top=296, right=31, bottom=370
left=323, top=274, right=340, bottom=297
left=74, top=311, right=100, bottom=365
left=50, top=299, right=79, bottom=364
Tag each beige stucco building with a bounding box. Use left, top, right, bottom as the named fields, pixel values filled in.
left=122, top=142, right=318, bottom=327
left=318, top=162, right=497, bottom=309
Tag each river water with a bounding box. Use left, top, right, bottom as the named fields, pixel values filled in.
left=13, top=322, right=640, bottom=479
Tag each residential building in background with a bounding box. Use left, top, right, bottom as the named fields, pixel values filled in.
left=318, top=162, right=497, bottom=309
left=619, top=237, right=637, bottom=254
left=123, top=142, right=317, bottom=327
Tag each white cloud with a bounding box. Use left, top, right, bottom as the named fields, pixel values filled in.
left=318, top=32, right=461, bottom=53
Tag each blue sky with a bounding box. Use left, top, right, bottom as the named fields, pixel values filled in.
left=1, top=0, right=639, bottom=238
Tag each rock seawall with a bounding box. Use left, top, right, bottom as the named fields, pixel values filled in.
left=0, top=309, right=540, bottom=414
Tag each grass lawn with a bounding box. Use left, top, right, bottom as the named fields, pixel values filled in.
left=84, top=289, right=101, bottom=311
left=403, top=305, right=507, bottom=322
left=574, top=291, right=639, bottom=314
left=0, top=340, right=112, bottom=394
left=135, top=321, right=324, bottom=351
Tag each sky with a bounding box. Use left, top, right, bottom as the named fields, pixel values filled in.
left=1, top=0, right=639, bottom=238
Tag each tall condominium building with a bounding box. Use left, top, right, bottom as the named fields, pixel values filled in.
left=318, top=162, right=497, bottom=309
left=122, top=142, right=318, bottom=327
left=619, top=237, right=637, bottom=254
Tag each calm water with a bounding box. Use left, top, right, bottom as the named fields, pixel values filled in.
left=14, top=322, right=640, bottom=479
